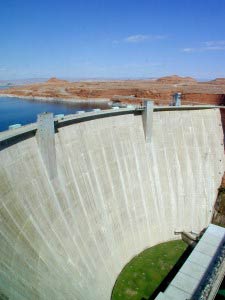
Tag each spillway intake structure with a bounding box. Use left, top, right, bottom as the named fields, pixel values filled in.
left=0, top=104, right=224, bottom=300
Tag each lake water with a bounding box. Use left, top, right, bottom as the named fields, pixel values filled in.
left=0, top=96, right=110, bottom=132
left=0, top=85, right=14, bottom=90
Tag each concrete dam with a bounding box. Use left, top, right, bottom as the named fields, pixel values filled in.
left=0, top=104, right=224, bottom=300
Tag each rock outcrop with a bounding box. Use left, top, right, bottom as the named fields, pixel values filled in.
left=212, top=174, right=225, bottom=227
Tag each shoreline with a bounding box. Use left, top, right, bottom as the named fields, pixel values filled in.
left=0, top=93, right=111, bottom=105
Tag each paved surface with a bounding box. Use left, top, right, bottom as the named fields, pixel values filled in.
left=0, top=107, right=224, bottom=299
left=155, top=224, right=225, bottom=300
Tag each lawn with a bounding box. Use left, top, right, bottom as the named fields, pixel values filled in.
left=111, top=240, right=187, bottom=300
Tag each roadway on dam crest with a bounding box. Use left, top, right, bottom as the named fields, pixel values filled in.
left=0, top=106, right=224, bottom=300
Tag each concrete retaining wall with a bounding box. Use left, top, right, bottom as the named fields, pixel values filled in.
left=0, top=108, right=224, bottom=299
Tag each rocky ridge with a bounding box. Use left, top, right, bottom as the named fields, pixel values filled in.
left=0, top=75, right=224, bottom=106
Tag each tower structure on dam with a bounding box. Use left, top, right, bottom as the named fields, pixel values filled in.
left=0, top=104, right=224, bottom=300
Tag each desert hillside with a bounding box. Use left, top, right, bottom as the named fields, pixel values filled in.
left=154, top=75, right=197, bottom=84
left=0, top=75, right=225, bottom=105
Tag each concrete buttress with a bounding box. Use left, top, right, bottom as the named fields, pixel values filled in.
left=36, top=112, right=57, bottom=179
left=142, top=100, right=154, bottom=143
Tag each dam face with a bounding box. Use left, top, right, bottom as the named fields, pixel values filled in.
left=0, top=107, right=224, bottom=300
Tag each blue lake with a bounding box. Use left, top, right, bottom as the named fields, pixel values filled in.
left=0, top=85, right=15, bottom=90
left=0, top=96, right=110, bottom=132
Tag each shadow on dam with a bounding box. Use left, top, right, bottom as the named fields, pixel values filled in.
left=221, top=108, right=225, bottom=146
left=0, top=106, right=225, bottom=300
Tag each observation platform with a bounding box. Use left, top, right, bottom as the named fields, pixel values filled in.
left=155, top=224, right=225, bottom=300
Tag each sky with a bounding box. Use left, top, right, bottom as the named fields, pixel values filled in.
left=0, top=0, right=225, bottom=80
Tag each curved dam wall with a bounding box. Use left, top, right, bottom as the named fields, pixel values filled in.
left=0, top=107, right=224, bottom=300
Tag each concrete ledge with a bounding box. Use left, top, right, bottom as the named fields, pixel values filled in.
left=155, top=292, right=172, bottom=300
left=0, top=123, right=37, bottom=143
left=0, top=105, right=220, bottom=144
left=154, top=104, right=219, bottom=111
left=155, top=224, right=225, bottom=300
left=56, top=107, right=137, bottom=127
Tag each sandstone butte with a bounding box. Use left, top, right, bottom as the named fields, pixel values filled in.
left=0, top=75, right=225, bottom=106
left=46, top=77, right=69, bottom=84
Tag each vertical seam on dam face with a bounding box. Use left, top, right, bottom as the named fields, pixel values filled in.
left=0, top=109, right=224, bottom=300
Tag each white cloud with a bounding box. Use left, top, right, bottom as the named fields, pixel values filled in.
left=123, top=34, right=166, bottom=43
left=182, top=40, right=225, bottom=52
left=124, top=35, right=150, bottom=43
left=205, top=46, right=225, bottom=50
left=183, top=48, right=195, bottom=52
left=204, top=40, right=225, bottom=46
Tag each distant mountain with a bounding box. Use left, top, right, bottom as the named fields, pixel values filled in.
left=155, top=75, right=197, bottom=84
left=208, top=78, right=225, bottom=85
left=46, top=77, right=69, bottom=84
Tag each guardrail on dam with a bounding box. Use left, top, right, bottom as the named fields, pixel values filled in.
left=0, top=104, right=224, bottom=300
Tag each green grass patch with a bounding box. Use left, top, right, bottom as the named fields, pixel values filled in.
left=111, top=240, right=187, bottom=300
